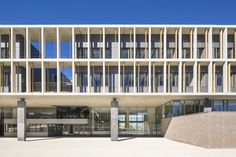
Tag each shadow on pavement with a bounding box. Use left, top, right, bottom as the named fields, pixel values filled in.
left=26, top=137, right=62, bottom=142
left=118, top=137, right=136, bottom=142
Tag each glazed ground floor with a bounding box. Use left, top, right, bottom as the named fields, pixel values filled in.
left=1, top=103, right=162, bottom=138
left=1, top=95, right=236, bottom=141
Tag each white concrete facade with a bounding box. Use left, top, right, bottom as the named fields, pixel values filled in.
left=0, top=25, right=235, bottom=100
left=0, top=25, right=236, bottom=142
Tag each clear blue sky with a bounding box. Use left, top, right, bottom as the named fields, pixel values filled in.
left=1, top=0, right=236, bottom=24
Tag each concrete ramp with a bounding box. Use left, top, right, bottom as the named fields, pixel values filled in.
left=161, top=112, right=236, bottom=148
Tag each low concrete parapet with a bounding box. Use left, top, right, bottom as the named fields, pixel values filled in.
left=161, top=112, right=236, bottom=148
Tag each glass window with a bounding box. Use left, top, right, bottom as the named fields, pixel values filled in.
left=228, top=101, right=236, bottom=111
left=172, top=101, right=183, bottom=116
left=212, top=101, right=224, bottom=111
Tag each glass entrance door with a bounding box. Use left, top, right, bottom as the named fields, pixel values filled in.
left=119, top=108, right=148, bottom=136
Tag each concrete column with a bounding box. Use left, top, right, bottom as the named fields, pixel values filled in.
left=118, top=27, right=121, bottom=93
left=193, top=62, right=197, bottom=93
left=208, top=28, right=212, bottom=59
left=178, top=28, right=182, bottom=59
left=223, top=61, right=228, bottom=93
left=111, top=98, right=118, bottom=141
left=17, top=98, right=26, bottom=141
left=178, top=62, right=182, bottom=93
left=163, top=28, right=167, bottom=59
left=223, top=28, right=227, bottom=59
left=163, top=62, right=167, bottom=93
left=193, top=27, right=197, bottom=59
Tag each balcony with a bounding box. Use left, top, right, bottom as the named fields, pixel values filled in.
left=75, top=66, right=87, bottom=93
left=183, top=67, right=193, bottom=93
left=15, top=66, right=26, bottom=92
left=136, top=66, right=148, bottom=93
left=60, top=66, right=72, bottom=92
left=29, top=28, right=41, bottom=58
left=90, top=32, right=103, bottom=59
left=167, top=66, right=178, bottom=93
left=231, top=67, right=236, bottom=92
left=15, top=34, right=25, bottom=59
left=182, top=33, right=192, bottom=59
left=151, top=31, right=163, bottom=58
left=0, top=34, right=10, bottom=59
left=120, top=29, right=134, bottom=59
left=214, top=67, right=223, bottom=93
left=212, top=45, right=220, bottom=58
left=227, top=34, right=234, bottom=58
left=0, top=66, right=11, bottom=93
left=152, top=66, right=163, bottom=93
left=30, top=67, right=42, bottom=92
left=75, top=33, right=88, bottom=59
left=105, top=66, right=118, bottom=93
left=90, top=66, right=103, bottom=93
left=121, top=66, right=134, bottom=93
left=105, top=32, right=119, bottom=59
left=199, top=70, right=208, bottom=93
left=167, top=33, right=178, bottom=59
left=46, top=68, right=57, bottom=92
left=197, top=34, right=206, bottom=58
left=136, top=33, right=149, bottom=59
left=212, top=34, right=221, bottom=59
left=44, top=28, right=57, bottom=59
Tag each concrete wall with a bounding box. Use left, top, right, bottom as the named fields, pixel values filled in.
left=161, top=112, right=236, bottom=148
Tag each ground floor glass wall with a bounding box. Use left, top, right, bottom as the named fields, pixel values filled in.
left=118, top=107, right=161, bottom=136
left=1, top=99, right=236, bottom=137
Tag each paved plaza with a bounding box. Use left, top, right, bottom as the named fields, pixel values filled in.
left=0, top=138, right=235, bottom=157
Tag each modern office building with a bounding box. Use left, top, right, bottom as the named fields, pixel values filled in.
left=0, top=25, right=236, bottom=147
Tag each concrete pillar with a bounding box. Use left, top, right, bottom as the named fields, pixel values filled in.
left=111, top=98, right=118, bottom=141
left=17, top=98, right=26, bottom=141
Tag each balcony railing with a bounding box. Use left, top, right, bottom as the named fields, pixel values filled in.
left=215, top=86, right=223, bottom=92
left=90, top=86, right=103, bottom=93
left=184, top=86, right=193, bottom=93
left=90, top=49, right=102, bottom=59
left=170, top=86, right=178, bottom=93
left=46, top=82, right=57, bottom=92
left=105, top=86, right=119, bottom=93
left=61, top=82, right=72, bottom=92
left=121, top=86, right=134, bottom=93
left=167, top=49, right=176, bottom=58
left=182, top=48, right=190, bottom=58
left=152, top=86, right=163, bottom=93
left=120, top=49, right=134, bottom=59
left=77, top=48, right=88, bottom=58
left=231, top=86, right=236, bottom=92
left=75, top=86, right=87, bottom=93
left=200, top=86, right=208, bottom=92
